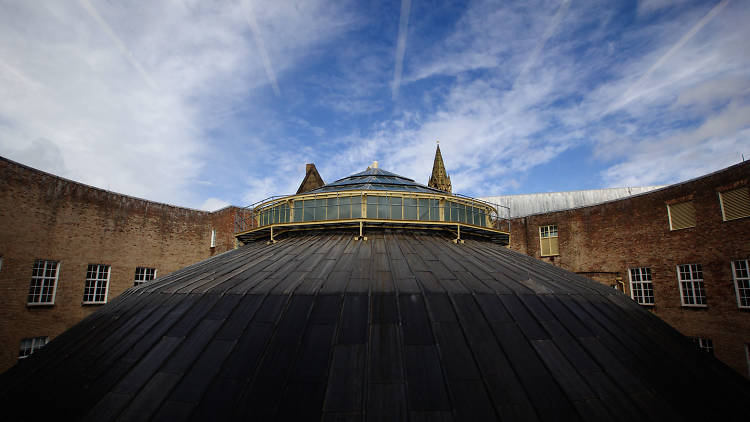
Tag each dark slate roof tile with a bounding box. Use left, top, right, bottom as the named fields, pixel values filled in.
left=271, top=270, right=309, bottom=294
left=452, top=271, right=497, bottom=294
left=489, top=321, right=579, bottom=421
left=166, top=338, right=236, bottom=404
left=225, top=270, right=273, bottom=294
left=115, top=372, right=181, bottom=422
left=111, top=336, right=182, bottom=395
left=217, top=323, right=274, bottom=381
left=323, top=413, right=363, bottom=422
left=404, top=345, right=450, bottom=411
left=370, top=294, right=398, bottom=324
left=291, top=323, right=337, bottom=381
left=324, top=344, right=365, bottom=412
left=540, top=320, right=600, bottom=374
left=204, top=293, right=242, bottom=320
left=366, top=383, right=407, bottom=422
left=310, top=294, right=343, bottom=324
left=162, top=318, right=224, bottom=374
left=448, top=380, right=498, bottom=421
left=277, top=381, right=327, bottom=421
left=369, top=324, right=404, bottom=382
left=254, top=294, right=289, bottom=322
left=394, top=277, right=420, bottom=294
left=474, top=294, right=513, bottom=323
left=338, top=294, right=369, bottom=345
left=414, top=271, right=444, bottom=293
left=433, top=322, right=479, bottom=380
left=390, top=258, right=414, bottom=280
left=347, top=277, right=369, bottom=293
left=409, top=411, right=454, bottom=422
left=531, top=339, right=595, bottom=401
left=151, top=400, right=196, bottom=422
left=399, top=294, right=435, bottom=345
left=166, top=293, right=221, bottom=337
left=321, top=271, right=350, bottom=293
left=215, top=294, right=264, bottom=340
left=424, top=293, right=457, bottom=323
left=499, top=294, right=549, bottom=340
left=572, top=398, right=614, bottom=422
left=371, top=271, right=395, bottom=293
left=83, top=392, right=132, bottom=422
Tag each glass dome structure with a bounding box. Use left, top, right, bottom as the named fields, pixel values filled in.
left=234, top=166, right=510, bottom=245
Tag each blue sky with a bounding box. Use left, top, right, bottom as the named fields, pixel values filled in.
left=0, top=0, right=748, bottom=210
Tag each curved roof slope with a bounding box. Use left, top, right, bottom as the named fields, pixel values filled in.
left=2, top=231, right=749, bottom=421
left=307, top=167, right=445, bottom=194
left=480, top=186, right=665, bottom=218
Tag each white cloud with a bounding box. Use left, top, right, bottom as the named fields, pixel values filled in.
left=325, top=0, right=750, bottom=196
left=200, top=197, right=231, bottom=212
left=0, top=0, right=352, bottom=206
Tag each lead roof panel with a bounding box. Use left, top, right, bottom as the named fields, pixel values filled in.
left=2, top=229, right=749, bottom=422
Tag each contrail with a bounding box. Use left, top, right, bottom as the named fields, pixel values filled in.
left=78, top=0, right=157, bottom=90
left=0, top=60, right=39, bottom=90
left=607, top=0, right=730, bottom=113
left=392, top=0, right=411, bottom=99
left=513, top=0, right=570, bottom=90
left=244, top=0, right=281, bottom=97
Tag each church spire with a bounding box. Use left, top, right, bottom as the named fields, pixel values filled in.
left=428, top=140, right=452, bottom=193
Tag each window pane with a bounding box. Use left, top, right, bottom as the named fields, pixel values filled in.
left=315, top=199, right=326, bottom=221
left=404, top=198, right=418, bottom=220
left=326, top=198, right=338, bottom=220
left=378, top=196, right=389, bottom=219
left=418, top=199, right=429, bottom=221
left=351, top=196, right=362, bottom=218
left=367, top=196, right=377, bottom=219
left=303, top=200, right=314, bottom=221
left=293, top=201, right=303, bottom=222
left=391, top=197, right=402, bottom=220
left=430, top=199, right=440, bottom=221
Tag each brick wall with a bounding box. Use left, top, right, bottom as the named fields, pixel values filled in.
left=508, top=161, right=750, bottom=376
left=0, top=157, right=238, bottom=372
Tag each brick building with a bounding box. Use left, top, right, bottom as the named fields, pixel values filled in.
left=504, top=160, right=750, bottom=376
left=1, top=151, right=749, bottom=379
left=0, top=157, right=239, bottom=372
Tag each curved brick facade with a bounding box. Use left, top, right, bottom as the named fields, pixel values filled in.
left=0, top=157, right=239, bottom=371
left=508, top=161, right=750, bottom=376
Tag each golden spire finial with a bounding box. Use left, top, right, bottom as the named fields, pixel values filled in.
left=436, top=139, right=439, bottom=145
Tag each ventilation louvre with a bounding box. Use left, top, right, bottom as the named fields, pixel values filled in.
left=668, top=201, right=696, bottom=230
left=720, top=186, right=750, bottom=221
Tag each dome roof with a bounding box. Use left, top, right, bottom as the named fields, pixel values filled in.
left=307, top=167, right=445, bottom=194
left=1, top=229, right=749, bottom=421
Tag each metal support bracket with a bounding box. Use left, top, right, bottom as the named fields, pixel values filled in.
left=267, top=226, right=277, bottom=245
left=355, top=221, right=368, bottom=241
left=452, top=224, right=464, bottom=244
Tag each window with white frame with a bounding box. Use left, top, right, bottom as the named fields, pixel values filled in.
left=677, top=263, right=706, bottom=307
left=539, top=225, right=559, bottom=256
left=732, top=259, right=750, bottom=309
left=27, top=260, right=60, bottom=305
left=134, top=267, right=156, bottom=286
left=629, top=267, right=654, bottom=305
left=691, top=337, right=713, bottom=355
left=210, top=229, right=216, bottom=248
left=83, top=264, right=110, bottom=304
left=18, top=336, right=48, bottom=359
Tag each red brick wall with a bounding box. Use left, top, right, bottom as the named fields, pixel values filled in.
left=0, top=157, right=238, bottom=372
left=508, top=161, right=750, bottom=376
